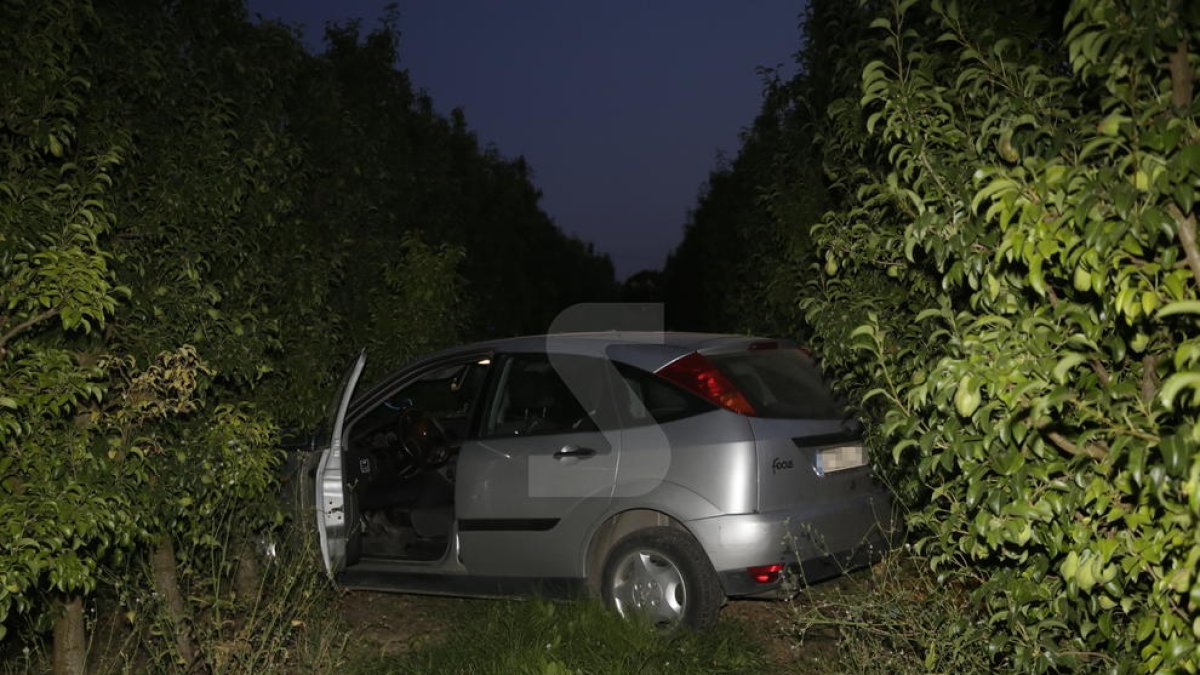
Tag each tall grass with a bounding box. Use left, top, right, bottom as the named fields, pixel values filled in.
left=69, top=525, right=351, bottom=674
left=352, top=596, right=772, bottom=675
left=779, top=549, right=995, bottom=674
left=185, top=526, right=350, bottom=673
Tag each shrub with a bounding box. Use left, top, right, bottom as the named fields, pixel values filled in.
left=801, top=0, right=1200, bottom=669
left=667, top=0, right=1200, bottom=669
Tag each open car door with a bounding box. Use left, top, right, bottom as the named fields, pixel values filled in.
left=316, top=351, right=366, bottom=578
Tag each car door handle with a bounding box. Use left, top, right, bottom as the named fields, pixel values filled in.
left=554, top=444, right=597, bottom=459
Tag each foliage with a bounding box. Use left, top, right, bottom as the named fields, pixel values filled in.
left=358, top=233, right=467, bottom=383
left=0, top=0, right=137, bottom=642
left=669, top=0, right=1200, bottom=669
left=0, top=0, right=616, bottom=665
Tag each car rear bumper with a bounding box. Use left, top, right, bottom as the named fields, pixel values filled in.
left=685, top=486, right=897, bottom=597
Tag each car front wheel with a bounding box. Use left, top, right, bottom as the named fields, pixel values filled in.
left=600, top=527, right=723, bottom=630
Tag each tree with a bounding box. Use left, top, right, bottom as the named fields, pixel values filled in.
left=1, top=0, right=614, bottom=668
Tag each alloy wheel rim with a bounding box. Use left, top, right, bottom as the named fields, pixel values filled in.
left=610, top=549, right=687, bottom=626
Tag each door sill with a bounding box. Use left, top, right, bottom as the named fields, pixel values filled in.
left=339, top=564, right=586, bottom=600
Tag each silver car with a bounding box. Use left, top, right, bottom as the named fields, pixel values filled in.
left=298, top=332, right=894, bottom=629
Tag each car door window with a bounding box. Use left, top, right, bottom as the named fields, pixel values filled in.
left=351, top=359, right=491, bottom=450
left=483, top=354, right=613, bottom=437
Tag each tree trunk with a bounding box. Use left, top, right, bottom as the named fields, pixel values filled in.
left=233, top=535, right=261, bottom=606
left=150, top=536, right=198, bottom=669
left=52, top=596, right=86, bottom=675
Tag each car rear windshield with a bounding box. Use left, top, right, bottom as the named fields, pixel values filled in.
left=707, top=349, right=842, bottom=419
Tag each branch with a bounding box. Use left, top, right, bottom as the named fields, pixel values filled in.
left=1168, top=39, right=1194, bottom=111
left=1045, top=430, right=1108, bottom=461
left=1141, top=354, right=1160, bottom=406
left=0, top=304, right=64, bottom=360
left=1167, top=204, right=1200, bottom=290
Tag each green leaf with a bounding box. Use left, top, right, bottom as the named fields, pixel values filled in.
left=954, top=376, right=981, bottom=418
left=1156, top=301, right=1200, bottom=318
left=1028, top=255, right=1046, bottom=296
left=1160, top=373, right=1200, bottom=410
left=849, top=324, right=877, bottom=339
left=1096, top=112, right=1126, bottom=136
left=915, top=308, right=947, bottom=322
left=891, top=439, right=918, bottom=463
left=1073, top=266, right=1091, bottom=292
left=1052, top=353, right=1087, bottom=384
left=1160, top=431, right=1189, bottom=477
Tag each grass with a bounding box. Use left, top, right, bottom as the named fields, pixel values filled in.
left=347, top=596, right=774, bottom=675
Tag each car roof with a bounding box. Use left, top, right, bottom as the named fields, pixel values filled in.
left=424, top=331, right=785, bottom=372
left=347, top=331, right=795, bottom=415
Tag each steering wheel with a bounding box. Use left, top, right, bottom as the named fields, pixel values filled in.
left=396, top=408, right=451, bottom=470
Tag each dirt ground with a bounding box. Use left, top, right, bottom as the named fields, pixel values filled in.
left=336, top=592, right=468, bottom=658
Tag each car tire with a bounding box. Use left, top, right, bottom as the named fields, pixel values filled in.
left=600, top=527, right=723, bottom=630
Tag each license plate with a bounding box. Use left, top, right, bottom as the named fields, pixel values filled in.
left=814, top=444, right=865, bottom=475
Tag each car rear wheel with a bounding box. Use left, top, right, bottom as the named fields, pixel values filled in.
left=600, top=527, right=722, bottom=630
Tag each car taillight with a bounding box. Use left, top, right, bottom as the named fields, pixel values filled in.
left=656, top=352, right=756, bottom=415
left=747, top=563, right=785, bottom=584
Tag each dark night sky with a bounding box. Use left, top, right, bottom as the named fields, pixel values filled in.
left=244, top=1, right=804, bottom=280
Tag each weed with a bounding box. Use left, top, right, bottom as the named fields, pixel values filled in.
left=779, top=549, right=996, bottom=674
left=183, top=525, right=350, bottom=674
left=74, top=525, right=351, bottom=674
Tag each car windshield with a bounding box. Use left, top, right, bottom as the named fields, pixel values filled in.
left=707, top=348, right=841, bottom=419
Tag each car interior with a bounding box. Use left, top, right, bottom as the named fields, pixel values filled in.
left=483, top=356, right=600, bottom=437
left=344, top=360, right=490, bottom=562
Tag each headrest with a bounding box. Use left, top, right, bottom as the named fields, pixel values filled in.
left=507, top=369, right=557, bottom=410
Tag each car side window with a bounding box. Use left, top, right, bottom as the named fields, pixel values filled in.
left=482, top=354, right=612, bottom=437
left=399, top=364, right=478, bottom=416
left=614, top=363, right=716, bottom=426
left=350, top=359, right=491, bottom=450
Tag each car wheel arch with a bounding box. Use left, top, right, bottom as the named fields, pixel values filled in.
left=583, top=508, right=694, bottom=597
